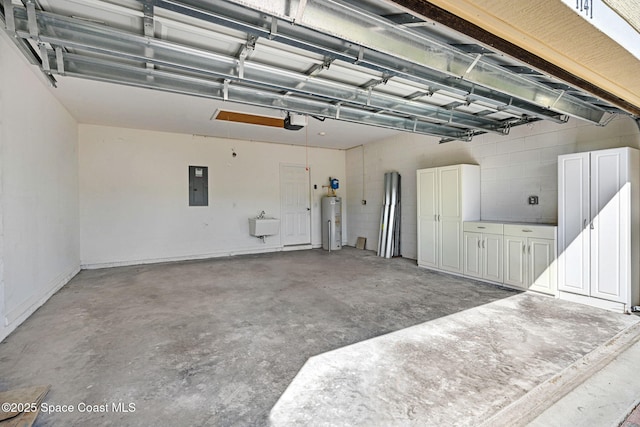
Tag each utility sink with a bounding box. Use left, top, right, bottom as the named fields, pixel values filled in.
left=249, top=218, right=280, bottom=236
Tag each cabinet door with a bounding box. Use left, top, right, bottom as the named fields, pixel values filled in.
left=439, top=166, right=461, bottom=220
left=417, top=169, right=438, bottom=268
left=528, top=238, right=556, bottom=295
left=440, top=220, right=462, bottom=273
left=483, top=233, right=503, bottom=283
left=463, top=232, right=482, bottom=279
left=438, top=166, right=462, bottom=273
left=590, top=149, right=629, bottom=303
left=504, top=235, right=526, bottom=289
left=558, top=153, right=590, bottom=295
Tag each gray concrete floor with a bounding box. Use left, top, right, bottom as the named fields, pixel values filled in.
left=0, top=247, right=636, bottom=426
left=528, top=324, right=640, bottom=427
left=269, top=291, right=638, bottom=426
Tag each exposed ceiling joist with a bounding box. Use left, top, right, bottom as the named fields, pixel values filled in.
left=390, top=0, right=640, bottom=117
left=11, top=7, right=516, bottom=136
left=1, top=0, right=630, bottom=144
left=220, top=0, right=608, bottom=124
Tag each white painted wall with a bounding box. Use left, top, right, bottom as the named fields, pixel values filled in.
left=0, top=33, right=80, bottom=341
left=347, top=116, right=640, bottom=260
left=79, top=125, right=346, bottom=267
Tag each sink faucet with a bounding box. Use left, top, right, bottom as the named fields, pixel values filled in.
left=258, top=210, right=266, bottom=219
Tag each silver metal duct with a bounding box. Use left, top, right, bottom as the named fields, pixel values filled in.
left=377, top=171, right=401, bottom=258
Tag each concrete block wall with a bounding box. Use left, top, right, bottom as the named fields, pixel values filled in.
left=0, top=32, right=80, bottom=342
left=346, top=116, right=640, bottom=260
left=79, top=125, right=346, bottom=267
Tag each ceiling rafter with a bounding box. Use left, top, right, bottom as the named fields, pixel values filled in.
left=152, top=1, right=561, bottom=125
left=1, top=0, right=629, bottom=143
left=389, top=0, right=640, bottom=117
left=217, top=0, right=609, bottom=124
left=8, top=6, right=520, bottom=137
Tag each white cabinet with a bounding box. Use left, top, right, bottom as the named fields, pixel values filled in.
left=417, top=165, right=480, bottom=274
left=503, top=234, right=526, bottom=288
left=503, top=224, right=557, bottom=295
left=463, top=222, right=503, bottom=283
left=463, top=221, right=556, bottom=295
left=558, top=147, right=640, bottom=312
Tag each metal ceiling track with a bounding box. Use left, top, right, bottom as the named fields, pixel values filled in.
left=211, top=0, right=607, bottom=124
left=7, top=7, right=513, bottom=135
left=1, top=0, right=617, bottom=142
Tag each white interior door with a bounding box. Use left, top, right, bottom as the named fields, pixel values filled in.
left=280, top=164, right=311, bottom=246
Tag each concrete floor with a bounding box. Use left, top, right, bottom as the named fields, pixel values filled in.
left=270, top=292, right=638, bottom=426
left=0, top=247, right=637, bottom=426
left=529, top=327, right=640, bottom=427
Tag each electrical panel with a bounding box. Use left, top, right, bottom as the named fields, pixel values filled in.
left=189, top=166, right=208, bottom=206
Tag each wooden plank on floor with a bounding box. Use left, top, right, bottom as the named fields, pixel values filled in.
left=0, top=385, right=50, bottom=426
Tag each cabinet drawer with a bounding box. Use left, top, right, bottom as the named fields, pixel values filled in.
left=463, top=222, right=503, bottom=234
left=503, top=224, right=556, bottom=239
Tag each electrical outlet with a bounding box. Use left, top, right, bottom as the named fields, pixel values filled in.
left=361, top=200, right=367, bottom=205
left=528, top=195, right=539, bottom=205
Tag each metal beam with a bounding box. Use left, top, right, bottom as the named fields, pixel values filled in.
left=389, top=0, right=640, bottom=117
left=3, top=0, right=15, bottom=32
left=12, top=6, right=518, bottom=135
left=143, top=1, right=155, bottom=37
left=5, top=0, right=620, bottom=142
left=46, top=50, right=476, bottom=140
left=152, top=0, right=589, bottom=124
left=0, top=0, right=57, bottom=86
left=215, top=0, right=607, bottom=124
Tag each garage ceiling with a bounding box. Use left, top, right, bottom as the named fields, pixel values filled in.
left=1, top=0, right=636, bottom=148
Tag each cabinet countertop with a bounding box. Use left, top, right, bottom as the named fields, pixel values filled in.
left=465, top=220, right=557, bottom=227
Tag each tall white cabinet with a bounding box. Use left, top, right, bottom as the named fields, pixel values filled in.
left=558, top=147, right=640, bottom=312
left=417, top=165, right=480, bottom=274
